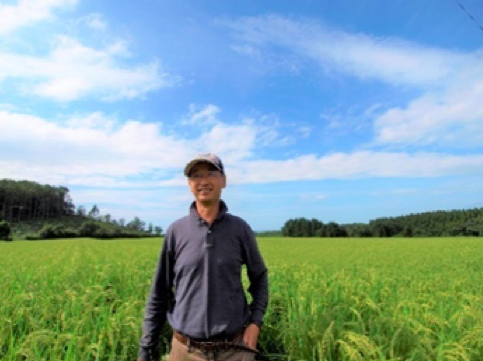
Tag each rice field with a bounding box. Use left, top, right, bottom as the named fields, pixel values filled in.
left=1, top=237, right=483, bottom=361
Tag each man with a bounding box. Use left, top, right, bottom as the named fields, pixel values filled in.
left=138, top=153, right=269, bottom=361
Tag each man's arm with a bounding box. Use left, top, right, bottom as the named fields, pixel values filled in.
left=242, top=225, right=269, bottom=329
left=138, top=234, right=174, bottom=361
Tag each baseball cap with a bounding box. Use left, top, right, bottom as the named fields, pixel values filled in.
left=184, top=153, right=225, bottom=176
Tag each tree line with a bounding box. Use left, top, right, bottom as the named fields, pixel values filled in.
left=282, top=208, right=483, bottom=238
left=0, top=179, right=162, bottom=241
left=282, top=218, right=348, bottom=237
left=0, top=179, right=75, bottom=222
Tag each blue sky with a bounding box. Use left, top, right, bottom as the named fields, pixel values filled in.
left=1, top=0, right=483, bottom=231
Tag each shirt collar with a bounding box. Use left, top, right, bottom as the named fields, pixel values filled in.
left=189, top=200, right=228, bottom=224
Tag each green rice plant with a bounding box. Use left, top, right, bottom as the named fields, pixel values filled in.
left=1, top=237, right=483, bottom=360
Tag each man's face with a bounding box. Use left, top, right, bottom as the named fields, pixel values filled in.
left=187, top=163, right=226, bottom=204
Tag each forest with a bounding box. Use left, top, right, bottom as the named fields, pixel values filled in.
left=282, top=208, right=483, bottom=237
left=0, top=179, right=160, bottom=241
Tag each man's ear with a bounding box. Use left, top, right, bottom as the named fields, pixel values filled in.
left=222, top=175, right=227, bottom=189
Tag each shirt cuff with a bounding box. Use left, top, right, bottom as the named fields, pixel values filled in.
left=248, top=318, right=263, bottom=329
left=138, top=347, right=159, bottom=361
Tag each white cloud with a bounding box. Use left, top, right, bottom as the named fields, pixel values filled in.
left=226, top=15, right=483, bottom=149
left=197, top=123, right=257, bottom=162
left=320, top=110, right=344, bottom=128
left=0, top=110, right=192, bottom=185
left=182, top=104, right=221, bottom=125
left=297, top=126, right=311, bottom=138
left=251, top=122, right=294, bottom=147
left=225, top=15, right=468, bottom=87
left=241, top=114, right=295, bottom=147
left=2, top=110, right=483, bottom=188
left=84, top=13, right=106, bottom=31
left=182, top=105, right=293, bottom=149
left=0, top=103, right=17, bottom=111
left=0, top=36, right=173, bottom=101
left=0, top=110, right=264, bottom=186
left=320, top=105, right=374, bottom=133
left=231, top=44, right=262, bottom=58
left=0, top=0, right=77, bottom=36
left=66, top=111, right=116, bottom=131
left=228, top=151, right=483, bottom=184
left=373, top=63, right=483, bottom=147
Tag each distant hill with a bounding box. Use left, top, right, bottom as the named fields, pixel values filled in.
left=10, top=215, right=86, bottom=237
left=282, top=208, right=483, bottom=238
left=9, top=215, right=160, bottom=240
left=0, top=179, right=162, bottom=241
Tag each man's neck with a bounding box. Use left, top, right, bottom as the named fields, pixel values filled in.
left=196, top=200, right=220, bottom=225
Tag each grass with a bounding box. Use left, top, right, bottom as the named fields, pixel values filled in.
left=1, top=237, right=483, bottom=360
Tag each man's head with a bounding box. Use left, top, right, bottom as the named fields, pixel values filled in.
left=184, top=153, right=224, bottom=177
left=184, top=153, right=226, bottom=205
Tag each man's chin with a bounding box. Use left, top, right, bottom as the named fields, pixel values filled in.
left=196, top=197, right=218, bottom=204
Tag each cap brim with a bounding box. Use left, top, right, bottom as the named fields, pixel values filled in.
left=184, top=159, right=222, bottom=176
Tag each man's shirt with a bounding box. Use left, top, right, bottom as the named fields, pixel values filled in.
left=139, top=201, right=268, bottom=361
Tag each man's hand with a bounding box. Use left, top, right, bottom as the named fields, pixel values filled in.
left=243, top=323, right=260, bottom=350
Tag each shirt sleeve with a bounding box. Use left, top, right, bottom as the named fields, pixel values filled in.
left=242, top=223, right=269, bottom=327
left=138, top=232, right=175, bottom=361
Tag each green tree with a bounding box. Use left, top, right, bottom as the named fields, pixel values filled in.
left=103, top=214, right=111, bottom=223
left=79, top=221, right=101, bottom=237
left=154, top=226, right=163, bottom=236
left=77, top=206, right=86, bottom=217
left=400, top=226, right=413, bottom=237
left=88, top=205, right=100, bottom=219
left=0, top=179, right=75, bottom=222
left=127, top=216, right=145, bottom=231
left=325, top=222, right=347, bottom=237
left=0, top=220, right=12, bottom=241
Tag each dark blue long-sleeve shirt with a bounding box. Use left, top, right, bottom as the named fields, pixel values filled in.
left=139, top=201, right=268, bottom=361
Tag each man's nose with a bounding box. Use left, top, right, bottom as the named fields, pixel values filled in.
left=199, top=176, right=210, bottom=184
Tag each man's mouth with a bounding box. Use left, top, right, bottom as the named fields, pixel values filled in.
left=198, top=188, right=213, bottom=193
